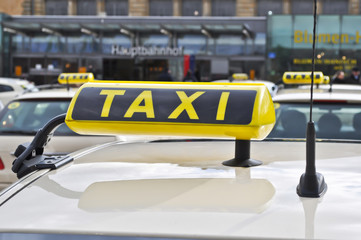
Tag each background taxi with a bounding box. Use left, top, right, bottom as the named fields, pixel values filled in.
left=268, top=71, right=361, bottom=140
left=0, top=78, right=37, bottom=109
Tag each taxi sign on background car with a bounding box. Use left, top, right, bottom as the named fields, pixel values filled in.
left=232, top=73, right=248, bottom=80
left=65, top=81, right=275, bottom=140
left=323, top=75, right=330, bottom=84
left=282, top=71, right=325, bottom=84
left=58, top=73, right=94, bottom=84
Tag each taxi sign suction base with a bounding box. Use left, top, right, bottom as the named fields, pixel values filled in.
left=297, top=122, right=327, bottom=198
left=297, top=172, right=327, bottom=198
left=222, top=140, right=262, bottom=167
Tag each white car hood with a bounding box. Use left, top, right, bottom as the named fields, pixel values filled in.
left=0, top=140, right=361, bottom=239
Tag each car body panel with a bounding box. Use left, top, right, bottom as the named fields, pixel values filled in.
left=0, top=140, right=361, bottom=239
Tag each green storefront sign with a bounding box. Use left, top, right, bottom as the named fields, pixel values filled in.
left=269, top=15, right=361, bottom=49
left=267, top=15, right=361, bottom=79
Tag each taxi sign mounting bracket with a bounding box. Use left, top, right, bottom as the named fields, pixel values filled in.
left=222, top=140, right=262, bottom=167
left=14, top=155, right=73, bottom=179
left=12, top=114, right=73, bottom=179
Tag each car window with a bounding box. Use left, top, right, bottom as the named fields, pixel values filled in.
left=267, top=102, right=361, bottom=140
left=0, top=100, right=77, bottom=136
left=0, top=84, right=14, bottom=92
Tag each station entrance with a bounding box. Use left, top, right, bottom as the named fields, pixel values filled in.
left=103, top=59, right=173, bottom=81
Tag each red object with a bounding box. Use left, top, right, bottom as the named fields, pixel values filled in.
left=0, top=157, right=4, bottom=170
left=183, top=55, right=190, bottom=77
left=313, top=100, right=347, bottom=103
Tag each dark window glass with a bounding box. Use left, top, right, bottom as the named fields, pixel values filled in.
left=140, top=34, right=169, bottom=48
left=291, top=0, right=313, bottom=14
left=23, top=36, right=31, bottom=52
left=254, top=33, right=266, bottom=54
left=103, top=34, right=132, bottom=54
left=0, top=85, right=13, bottom=92
left=105, top=0, right=128, bottom=16
left=214, top=35, right=244, bottom=55
left=149, top=0, right=173, bottom=16
left=258, top=0, right=282, bottom=16
left=30, top=36, right=64, bottom=53
left=0, top=100, right=75, bottom=135
left=182, top=0, right=202, bottom=16
left=212, top=0, right=235, bottom=16
left=323, top=0, right=348, bottom=14
left=67, top=35, right=99, bottom=53
left=45, top=0, right=68, bottom=15
left=77, top=0, right=97, bottom=15
left=177, top=34, right=206, bottom=55
left=268, top=103, right=361, bottom=140
left=11, top=35, right=22, bottom=53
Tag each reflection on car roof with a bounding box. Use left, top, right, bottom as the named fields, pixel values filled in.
left=14, top=89, right=77, bottom=100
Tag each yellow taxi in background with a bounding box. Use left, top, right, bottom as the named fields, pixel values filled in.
left=0, top=79, right=361, bottom=239
left=268, top=71, right=361, bottom=140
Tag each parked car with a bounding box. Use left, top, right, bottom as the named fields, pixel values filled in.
left=269, top=71, right=361, bottom=140
left=0, top=78, right=37, bottom=107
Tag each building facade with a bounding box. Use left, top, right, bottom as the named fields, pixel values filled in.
left=17, top=0, right=361, bottom=17
left=1, top=15, right=266, bottom=83
left=0, top=0, right=361, bottom=83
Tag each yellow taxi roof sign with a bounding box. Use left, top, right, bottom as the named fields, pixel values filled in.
left=324, top=75, right=330, bottom=84
left=282, top=71, right=325, bottom=84
left=58, top=73, right=94, bottom=84
left=65, top=81, right=275, bottom=140
left=232, top=73, right=248, bottom=80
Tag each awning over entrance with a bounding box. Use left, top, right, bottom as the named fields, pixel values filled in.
left=2, top=16, right=265, bottom=39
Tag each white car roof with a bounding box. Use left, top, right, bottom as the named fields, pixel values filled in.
left=0, top=79, right=38, bottom=106
left=12, top=88, right=77, bottom=100
left=274, top=84, right=361, bottom=103
left=0, top=78, right=34, bottom=91
left=0, top=140, right=361, bottom=239
left=212, top=79, right=278, bottom=97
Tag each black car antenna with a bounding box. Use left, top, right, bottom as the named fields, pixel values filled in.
left=297, top=0, right=327, bottom=198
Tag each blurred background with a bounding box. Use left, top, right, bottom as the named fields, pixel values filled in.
left=0, top=0, right=359, bottom=83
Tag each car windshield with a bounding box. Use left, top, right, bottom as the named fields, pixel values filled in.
left=267, top=102, right=361, bottom=141
left=0, top=100, right=76, bottom=136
